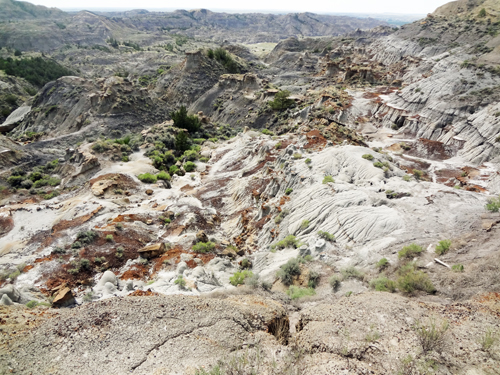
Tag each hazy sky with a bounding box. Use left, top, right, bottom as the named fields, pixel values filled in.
left=28, top=0, right=452, bottom=14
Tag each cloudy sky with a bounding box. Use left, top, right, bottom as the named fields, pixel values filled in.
left=29, top=0, right=452, bottom=14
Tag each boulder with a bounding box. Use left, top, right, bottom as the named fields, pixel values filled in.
left=95, top=270, right=117, bottom=291
left=0, top=284, right=20, bottom=302
left=221, top=247, right=238, bottom=258
left=0, top=294, right=13, bottom=305
left=52, top=287, right=76, bottom=307
left=196, top=230, right=209, bottom=243
left=138, top=243, right=166, bottom=259
left=145, top=189, right=153, bottom=196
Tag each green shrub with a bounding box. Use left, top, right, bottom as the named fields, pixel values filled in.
left=486, top=195, right=500, bottom=212
left=229, top=270, right=253, bottom=286
left=240, top=258, right=251, bottom=269
left=116, top=246, right=124, bottom=258
left=317, top=231, right=335, bottom=242
left=293, top=153, right=302, bottom=159
left=397, top=268, right=436, bottom=294
left=174, top=275, right=187, bottom=289
left=171, top=106, right=201, bottom=133
left=322, top=175, right=335, bottom=184
left=269, top=90, right=295, bottom=111
left=376, top=258, right=389, bottom=270
left=413, top=170, right=423, bottom=180
left=398, top=243, right=423, bottom=259
left=362, top=154, right=374, bottom=160
left=115, top=223, right=123, bottom=230
left=43, top=191, right=59, bottom=200
left=341, top=266, right=364, bottom=281
left=0, top=56, right=74, bottom=87
left=175, top=131, right=191, bottom=152
left=276, top=258, right=301, bottom=285
left=403, top=175, right=411, bottom=182
left=287, top=286, right=316, bottom=299
left=261, top=129, right=273, bottom=136
left=308, top=270, right=320, bottom=288
left=105, top=234, right=114, bottom=242
left=329, top=275, right=341, bottom=290
left=169, top=165, right=180, bottom=175
left=435, top=240, right=451, bottom=255
left=183, top=149, right=198, bottom=161
left=71, top=241, right=82, bottom=249
left=157, top=171, right=171, bottom=180
left=479, top=328, right=499, bottom=352
left=479, top=8, right=487, bottom=17
left=138, top=173, right=157, bottom=183
left=26, top=300, right=39, bottom=309
left=184, top=161, right=196, bottom=172
left=285, top=188, right=293, bottom=195
left=271, top=235, right=301, bottom=250
left=76, top=230, right=97, bottom=245
left=370, top=277, right=396, bottom=292
left=7, top=175, right=24, bottom=187
left=79, top=258, right=90, bottom=270
left=413, top=318, right=449, bottom=353
left=305, top=158, right=312, bottom=164
left=211, top=48, right=240, bottom=73
left=275, top=142, right=282, bottom=149
left=452, top=264, right=464, bottom=272
left=274, top=209, right=289, bottom=224
left=300, top=220, right=310, bottom=230
left=192, top=241, right=215, bottom=253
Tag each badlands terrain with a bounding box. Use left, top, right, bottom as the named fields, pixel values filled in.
left=0, top=0, right=500, bottom=373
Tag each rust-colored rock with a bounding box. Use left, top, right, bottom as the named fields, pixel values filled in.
left=138, top=243, right=166, bottom=258
left=52, top=287, right=75, bottom=307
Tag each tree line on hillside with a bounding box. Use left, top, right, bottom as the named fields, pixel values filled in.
left=0, top=57, right=74, bottom=87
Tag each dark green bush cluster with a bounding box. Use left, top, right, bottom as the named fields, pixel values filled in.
left=230, top=270, right=253, bottom=286
left=435, top=240, right=451, bottom=256
left=7, top=162, right=61, bottom=190
left=269, top=90, right=295, bottom=111
left=276, top=258, right=301, bottom=285
left=271, top=235, right=301, bottom=250
left=138, top=173, right=157, bottom=183
left=0, top=57, right=74, bottom=87
left=171, top=106, right=200, bottom=134
left=76, top=230, right=98, bottom=246
left=192, top=241, right=216, bottom=253
left=317, top=230, right=335, bottom=242
left=207, top=48, right=240, bottom=73
left=396, top=262, right=436, bottom=294
left=398, top=243, right=423, bottom=259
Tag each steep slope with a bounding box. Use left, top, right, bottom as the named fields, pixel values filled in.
left=0, top=0, right=65, bottom=21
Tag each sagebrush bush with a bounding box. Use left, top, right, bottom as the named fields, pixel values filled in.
left=397, top=266, right=436, bottom=294
left=192, top=241, right=215, bottom=253
left=230, top=270, right=253, bottom=286
left=329, top=275, right=341, bottom=290
left=156, top=171, right=171, bottom=181
left=376, top=258, right=389, bottom=270
left=398, top=243, right=423, bottom=259
left=435, top=239, right=451, bottom=255
left=308, top=270, right=320, bottom=288
left=300, top=220, right=310, bottom=230
left=322, top=175, right=335, bottom=184
left=317, top=230, right=335, bottom=242
left=285, top=188, right=293, bottom=195
left=276, top=258, right=301, bottom=285
left=287, top=286, right=316, bottom=300
left=184, top=161, right=196, bottom=172
left=362, top=154, right=374, bottom=160
left=271, top=235, right=300, bottom=250
left=138, top=173, right=157, bottom=183
left=174, top=275, right=187, bottom=289
left=452, top=264, right=464, bottom=272
left=486, top=195, right=500, bottom=212
left=341, top=266, right=364, bottom=281
left=413, top=318, right=449, bottom=353
left=370, top=277, right=396, bottom=292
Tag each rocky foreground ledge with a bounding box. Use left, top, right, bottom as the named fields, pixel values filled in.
left=0, top=291, right=499, bottom=374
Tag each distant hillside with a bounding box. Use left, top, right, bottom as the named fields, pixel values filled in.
left=0, top=0, right=66, bottom=21
left=434, top=0, right=500, bottom=18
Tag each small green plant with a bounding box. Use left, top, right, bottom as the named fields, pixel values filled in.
left=156, top=171, right=171, bottom=181
left=26, top=300, right=39, bottom=309
left=83, top=292, right=93, bottom=302
left=365, top=327, right=381, bottom=342
left=362, top=154, right=374, bottom=160
left=308, top=270, right=320, bottom=288
left=345, top=291, right=353, bottom=297
left=341, top=266, right=364, bottom=281
left=229, top=270, right=253, bottom=286
left=435, top=239, right=451, bottom=255
left=270, top=235, right=301, bottom=250
left=138, top=173, right=157, bottom=183
left=269, top=90, right=295, bottom=111
left=413, top=318, right=449, bottom=353
left=317, top=230, right=335, bottom=242
left=240, top=258, right=251, bottom=269
left=184, top=161, right=196, bottom=172
left=116, top=246, right=124, bottom=258
left=479, top=328, right=499, bottom=353
left=94, top=257, right=105, bottom=263
left=413, top=170, right=423, bottom=180
left=322, top=175, right=335, bottom=184
left=452, top=264, right=464, bottom=272
left=376, top=258, right=389, bottom=270
left=285, top=188, right=293, bottom=195
left=261, top=129, right=273, bottom=136
left=329, top=275, right=341, bottom=290
left=486, top=195, right=500, bottom=212
left=293, top=153, right=302, bottom=159
left=300, top=220, right=310, bottom=230
left=398, top=243, right=423, bottom=259
left=479, top=8, right=487, bottom=17
left=397, top=265, right=436, bottom=294
left=105, top=234, right=114, bottom=242
left=174, top=275, right=187, bottom=289
left=71, top=241, right=82, bottom=249
left=369, top=277, right=396, bottom=292
left=276, top=258, right=301, bottom=285
left=403, top=175, right=411, bottom=182
left=115, top=223, right=123, bottom=230
left=192, top=241, right=216, bottom=253
left=287, top=286, right=316, bottom=300
left=275, top=142, right=282, bottom=149
left=305, top=158, right=312, bottom=164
